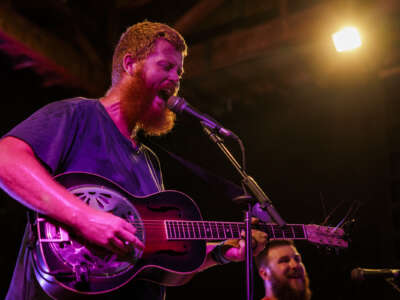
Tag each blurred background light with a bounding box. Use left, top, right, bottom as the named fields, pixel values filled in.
left=332, top=26, right=362, bottom=52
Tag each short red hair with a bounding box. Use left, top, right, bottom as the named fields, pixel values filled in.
left=111, top=21, right=187, bottom=85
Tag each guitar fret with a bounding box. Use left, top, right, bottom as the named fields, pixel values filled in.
left=194, top=222, right=200, bottom=238
left=173, top=221, right=177, bottom=238
left=182, top=221, right=186, bottom=239
left=210, top=222, right=218, bottom=239
left=166, top=221, right=172, bottom=239
left=217, top=223, right=225, bottom=239
left=282, top=225, right=294, bottom=239
left=174, top=221, right=179, bottom=238
left=187, top=222, right=192, bottom=239
left=169, top=221, right=173, bottom=239
left=179, top=221, right=184, bottom=239
left=183, top=221, right=189, bottom=239
left=175, top=221, right=179, bottom=238
left=199, top=222, right=205, bottom=238
left=226, top=223, right=233, bottom=238
left=171, top=221, right=176, bottom=239
left=224, top=223, right=228, bottom=239
left=273, top=225, right=283, bottom=238
left=232, top=223, right=240, bottom=238
left=204, top=223, right=212, bottom=238
left=168, top=221, right=172, bottom=239
left=262, top=224, right=307, bottom=240
left=292, top=225, right=306, bottom=239
left=189, top=222, right=195, bottom=239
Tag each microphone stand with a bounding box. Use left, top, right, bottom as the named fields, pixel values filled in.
left=201, top=123, right=286, bottom=300
left=385, top=277, right=400, bottom=295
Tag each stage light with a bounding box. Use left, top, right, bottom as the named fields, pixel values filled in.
left=332, top=26, right=362, bottom=52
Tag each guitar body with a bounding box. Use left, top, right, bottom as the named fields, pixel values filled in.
left=33, top=172, right=206, bottom=299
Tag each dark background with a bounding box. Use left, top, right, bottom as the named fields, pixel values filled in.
left=1, top=1, right=400, bottom=299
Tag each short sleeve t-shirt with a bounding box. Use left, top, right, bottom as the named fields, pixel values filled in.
left=5, top=97, right=165, bottom=300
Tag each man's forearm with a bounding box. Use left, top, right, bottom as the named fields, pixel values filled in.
left=0, top=137, right=91, bottom=227
left=0, top=137, right=144, bottom=254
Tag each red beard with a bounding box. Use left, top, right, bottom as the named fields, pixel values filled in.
left=119, top=65, right=176, bottom=136
left=270, top=269, right=312, bottom=300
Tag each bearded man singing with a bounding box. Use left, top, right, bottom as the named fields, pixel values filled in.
left=256, top=240, right=312, bottom=300
left=0, top=21, right=268, bottom=300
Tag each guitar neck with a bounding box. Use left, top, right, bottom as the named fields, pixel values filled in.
left=165, top=220, right=307, bottom=241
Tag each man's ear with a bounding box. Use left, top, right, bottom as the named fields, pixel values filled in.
left=123, top=53, right=138, bottom=75
left=259, top=266, right=271, bottom=281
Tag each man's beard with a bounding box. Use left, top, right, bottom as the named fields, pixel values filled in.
left=270, top=269, right=312, bottom=300
left=120, top=65, right=176, bottom=136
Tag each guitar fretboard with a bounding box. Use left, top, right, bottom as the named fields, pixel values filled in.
left=165, top=220, right=307, bottom=241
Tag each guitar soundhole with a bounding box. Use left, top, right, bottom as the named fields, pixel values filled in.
left=45, top=184, right=145, bottom=277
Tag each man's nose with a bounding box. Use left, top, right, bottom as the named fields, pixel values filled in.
left=289, top=259, right=299, bottom=268
left=169, top=71, right=180, bottom=83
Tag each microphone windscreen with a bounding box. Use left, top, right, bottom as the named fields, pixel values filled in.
left=167, top=96, right=186, bottom=113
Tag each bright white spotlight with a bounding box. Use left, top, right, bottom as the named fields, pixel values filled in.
left=332, top=26, right=362, bottom=52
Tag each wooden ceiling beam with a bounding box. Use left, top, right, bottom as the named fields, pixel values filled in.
left=184, top=2, right=343, bottom=79
left=174, top=0, right=226, bottom=35
left=0, top=4, right=107, bottom=96
left=185, top=0, right=400, bottom=80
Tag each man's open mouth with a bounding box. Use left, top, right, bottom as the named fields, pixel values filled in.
left=158, top=89, right=170, bottom=101
left=158, top=84, right=177, bottom=101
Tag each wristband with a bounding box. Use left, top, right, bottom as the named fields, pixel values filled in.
left=210, top=242, right=231, bottom=265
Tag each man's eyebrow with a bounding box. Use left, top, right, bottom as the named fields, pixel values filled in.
left=278, top=255, right=290, bottom=262
left=158, top=59, right=184, bottom=72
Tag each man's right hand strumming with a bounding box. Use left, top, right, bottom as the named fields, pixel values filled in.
left=73, top=209, right=144, bottom=257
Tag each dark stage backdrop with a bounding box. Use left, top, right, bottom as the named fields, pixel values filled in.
left=0, top=52, right=399, bottom=300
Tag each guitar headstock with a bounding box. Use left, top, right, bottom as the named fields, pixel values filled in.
left=305, top=224, right=348, bottom=249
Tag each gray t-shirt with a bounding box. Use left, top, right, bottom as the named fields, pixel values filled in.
left=5, top=98, right=165, bottom=300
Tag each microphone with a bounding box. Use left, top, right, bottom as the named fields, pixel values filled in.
left=351, top=267, right=400, bottom=281
left=167, top=96, right=237, bottom=139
